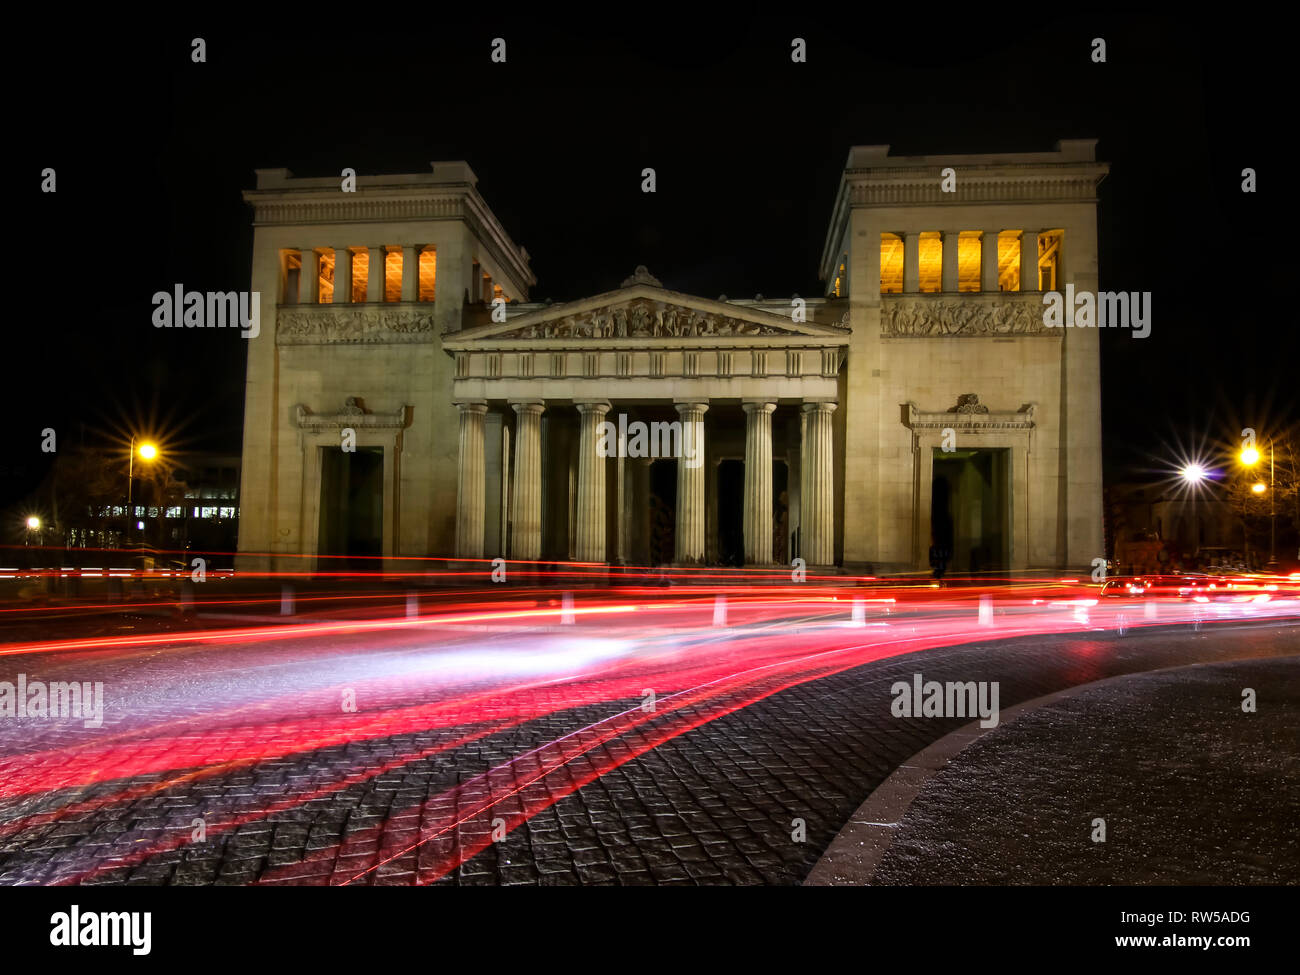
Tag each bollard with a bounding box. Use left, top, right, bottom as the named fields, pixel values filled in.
left=560, top=591, right=575, bottom=625
left=281, top=585, right=295, bottom=616
left=978, top=594, right=993, bottom=626
left=406, top=592, right=419, bottom=618
left=180, top=581, right=194, bottom=613
left=712, top=594, right=727, bottom=627
left=851, top=597, right=866, bottom=627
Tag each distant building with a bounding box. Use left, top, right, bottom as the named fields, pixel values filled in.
left=36, top=450, right=240, bottom=563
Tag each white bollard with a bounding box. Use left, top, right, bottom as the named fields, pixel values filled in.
left=1144, top=600, right=1158, bottom=620
left=561, top=591, right=575, bottom=625
left=851, top=597, right=866, bottom=627
left=978, top=594, right=993, bottom=626
left=406, top=592, right=419, bottom=618
left=713, top=594, right=727, bottom=627
left=280, top=585, right=295, bottom=616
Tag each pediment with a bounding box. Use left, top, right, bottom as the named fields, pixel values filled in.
left=445, top=282, right=849, bottom=348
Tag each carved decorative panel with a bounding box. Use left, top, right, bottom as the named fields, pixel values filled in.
left=880, top=293, right=1056, bottom=337
left=277, top=305, right=435, bottom=345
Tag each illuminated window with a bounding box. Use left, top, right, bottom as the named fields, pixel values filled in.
left=384, top=248, right=402, bottom=303
left=419, top=248, right=437, bottom=302
left=834, top=259, right=847, bottom=298
left=318, top=251, right=335, bottom=303
left=997, top=232, right=1020, bottom=291
left=957, top=232, right=981, bottom=292
left=493, top=284, right=509, bottom=303
left=352, top=250, right=369, bottom=302
left=282, top=251, right=301, bottom=304
left=880, top=235, right=902, bottom=294
left=1037, top=231, right=1063, bottom=291
left=918, top=232, right=942, bottom=293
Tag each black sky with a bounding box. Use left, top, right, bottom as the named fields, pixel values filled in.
left=10, top=12, right=1294, bottom=505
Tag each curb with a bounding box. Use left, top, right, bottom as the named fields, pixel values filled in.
left=801, top=661, right=1232, bottom=886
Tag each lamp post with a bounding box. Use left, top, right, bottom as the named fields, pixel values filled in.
left=127, top=436, right=159, bottom=546
left=1240, top=438, right=1277, bottom=570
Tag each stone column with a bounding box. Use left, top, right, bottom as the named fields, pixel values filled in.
left=1020, top=231, right=1039, bottom=291
left=454, top=402, right=488, bottom=559
left=903, top=232, right=920, bottom=293
left=981, top=231, right=1001, bottom=292
left=333, top=247, right=352, bottom=303
left=743, top=402, right=776, bottom=565
left=674, top=402, right=709, bottom=563
left=511, top=402, right=545, bottom=561
left=575, top=401, right=611, bottom=562
left=798, top=408, right=808, bottom=561
left=298, top=248, right=318, bottom=304
left=367, top=247, right=385, bottom=302
left=801, top=401, right=837, bottom=565
left=941, top=232, right=960, bottom=292
left=402, top=245, right=420, bottom=302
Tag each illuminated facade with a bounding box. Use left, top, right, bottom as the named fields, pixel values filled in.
left=237, top=142, right=1107, bottom=574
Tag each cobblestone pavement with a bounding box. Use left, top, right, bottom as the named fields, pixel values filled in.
left=871, top=656, right=1300, bottom=884
left=1, top=610, right=1297, bottom=885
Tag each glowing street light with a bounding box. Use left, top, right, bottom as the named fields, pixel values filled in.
left=128, top=435, right=161, bottom=545
left=1239, top=433, right=1276, bottom=568
left=1180, top=464, right=1208, bottom=484
left=26, top=516, right=40, bottom=530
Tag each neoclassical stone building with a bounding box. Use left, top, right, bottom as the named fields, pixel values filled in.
left=236, top=141, right=1107, bottom=574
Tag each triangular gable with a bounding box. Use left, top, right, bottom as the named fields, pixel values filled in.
left=446, top=283, right=849, bottom=346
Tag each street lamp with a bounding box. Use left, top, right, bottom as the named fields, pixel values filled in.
left=1240, top=438, right=1276, bottom=569
left=26, top=516, right=40, bottom=530
left=1180, top=464, right=1208, bottom=484
left=127, top=436, right=160, bottom=545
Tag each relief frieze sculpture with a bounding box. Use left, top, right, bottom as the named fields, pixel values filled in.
left=502, top=300, right=789, bottom=340
left=881, top=294, right=1051, bottom=337
left=277, top=306, right=435, bottom=344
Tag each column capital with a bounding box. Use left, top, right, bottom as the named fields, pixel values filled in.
left=801, top=400, right=838, bottom=415
left=673, top=400, right=709, bottom=415
left=455, top=401, right=488, bottom=414
left=510, top=400, right=546, bottom=416
left=575, top=400, right=611, bottom=416
left=742, top=401, right=777, bottom=415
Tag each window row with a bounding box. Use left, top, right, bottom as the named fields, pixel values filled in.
left=878, top=230, right=1062, bottom=295
left=279, top=248, right=512, bottom=306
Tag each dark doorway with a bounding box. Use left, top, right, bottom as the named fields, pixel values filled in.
left=717, top=459, right=744, bottom=566
left=774, top=460, right=789, bottom=565
left=932, top=448, right=1009, bottom=574
left=318, top=446, right=384, bottom=570
left=648, top=458, right=676, bottom=566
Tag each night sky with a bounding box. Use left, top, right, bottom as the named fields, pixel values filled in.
left=10, top=13, right=1293, bottom=507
